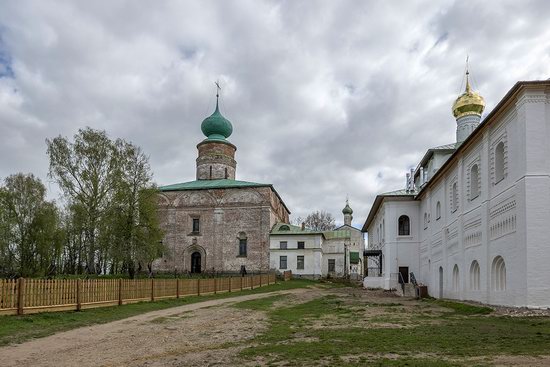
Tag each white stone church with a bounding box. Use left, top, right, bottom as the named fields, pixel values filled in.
left=363, top=72, right=550, bottom=308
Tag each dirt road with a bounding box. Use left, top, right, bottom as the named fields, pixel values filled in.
left=0, top=287, right=319, bottom=367
left=3, top=285, right=549, bottom=367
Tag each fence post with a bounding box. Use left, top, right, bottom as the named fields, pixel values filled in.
left=251, top=274, right=254, bottom=290
left=240, top=276, right=243, bottom=291
left=76, top=279, right=82, bottom=311
left=197, top=278, right=201, bottom=296
left=176, top=279, right=180, bottom=299
left=17, top=278, right=25, bottom=315
left=214, top=277, right=217, bottom=294
left=260, top=273, right=262, bottom=288
left=228, top=276, right=232, bottom=292
left=118, top=279, right=123, bottom=306
left=151, top=278, right=155, bottom=301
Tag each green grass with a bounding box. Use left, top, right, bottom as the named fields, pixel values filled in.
left=423, top=298, right=494, bottom=315
left=234, top=292, right=550, bottom=366
left=0, top=279, right=314, bottom=346
left=234, top=294, right=287, bottom=311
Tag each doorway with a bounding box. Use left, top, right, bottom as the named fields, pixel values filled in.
left=439, top=266, right=443, bottom=298
left=398, top=266, right=409, bottom=284
left=191, top=252, right=201, bottom=273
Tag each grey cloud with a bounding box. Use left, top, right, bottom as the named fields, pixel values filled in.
left=1, top=0, right=549, bottom=229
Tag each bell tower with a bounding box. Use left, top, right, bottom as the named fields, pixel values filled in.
left=196, top=85, right=237, bottom=180
left=342, top=198, right=353, bottom=226
left=452, top=62, right=485, bottom=144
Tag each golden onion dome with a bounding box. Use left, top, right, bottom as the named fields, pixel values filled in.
left=452, top=71, right=485, bottom=119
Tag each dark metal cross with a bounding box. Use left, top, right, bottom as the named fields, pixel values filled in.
left=215, top=80, right=221, bottom=98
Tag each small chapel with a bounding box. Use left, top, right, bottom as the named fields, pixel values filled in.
left=154, top=93, right=290, bottom=274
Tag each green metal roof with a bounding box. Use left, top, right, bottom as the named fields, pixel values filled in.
left=323, top=229, right=351, bottom=240
left=379, top=189, right=417, bottom=196
left=270, top=223, right=320, bottom=235
left=270, top=223, right=352, bottom=241
left=431, top=143, right=457, bottom=151
left=159, top=179, right=291, bottom=214
left=159, top=179, right=271, bottom=191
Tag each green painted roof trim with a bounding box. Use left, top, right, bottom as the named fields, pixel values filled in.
left=159, top=179, right=291, bottom=214
left=270, top=223, right=352, bottom=240
left=159, top=179, right=270, bottom=191
left=323, top=229, right=351, bottom=240
left=270, top=223, right=321, bottom=236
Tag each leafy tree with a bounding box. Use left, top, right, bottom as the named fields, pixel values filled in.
left=105, top=141, right=163, bottom=278
left=0, top=173, right=63, bottom=277
left=47, top=127, right=164, bottom=277
left=293, top=210, right=336, bottom=231
left=47, top=128, right=118, bottom=273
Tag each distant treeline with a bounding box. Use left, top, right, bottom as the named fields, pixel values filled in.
left=0, top=127, right=164, bottom=279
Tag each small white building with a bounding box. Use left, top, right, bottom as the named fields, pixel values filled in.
left=363, top=74, right=550, bottom=308
left=270, top=201, right=364, bottom=279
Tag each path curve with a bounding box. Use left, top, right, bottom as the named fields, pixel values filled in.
left=0, top=287, right=315, bottom=367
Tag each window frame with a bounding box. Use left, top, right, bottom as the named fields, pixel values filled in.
left=279, top=256, right=287, bottom=270
left=191, top=217, right=200, bottom=233
left=297, top=241, right=305, bottom=249
left=494, top=142, right=505, bottom=184
left=238, top=238, right=247, bottom=257
left=297, top=255, right=304, bottom=270
left=398, top=215, right=410, bottom=236
left=279, top=241, right=287, bottom=250
left=328, top=259, right=336, bottom=272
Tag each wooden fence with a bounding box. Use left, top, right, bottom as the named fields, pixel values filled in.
left=0, top=273, right=276, bottom=316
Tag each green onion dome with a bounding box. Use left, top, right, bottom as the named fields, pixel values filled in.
left=342, top=202, right=353, bottom=215
left=201, top=100, right=233, bottom=140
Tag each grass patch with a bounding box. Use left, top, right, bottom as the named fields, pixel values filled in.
left=234, top=294, right=287, bottom=311
left=425, top=299, right=494, bottom=315
left=237, top=291, right=550, bottom=366
left=0, top=279, right=314, bottom=346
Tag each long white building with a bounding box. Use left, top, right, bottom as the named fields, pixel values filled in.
left=363, top=73, right=550, bottom=308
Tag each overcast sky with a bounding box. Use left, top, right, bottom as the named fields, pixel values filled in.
left=1, top=0, right=550, bottom=228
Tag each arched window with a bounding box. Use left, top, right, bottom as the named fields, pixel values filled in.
left=495, top=142, right=505, bottom=183
left=470, top=260, right=480, bottom=290
left=452, top=265, right=460, bottom=292
left=452, top=182, right=458, bottom=212
left=470, top=164, right=479, bottom=199
left=238, top=232, right=247, bottom=257
left=398, top=215, right=410, bottom=236
left=492, top=256, right=506, bottom=291
left=436, top=201, right=441, bottom=220
left=279, top=225, right=290, bottom=231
